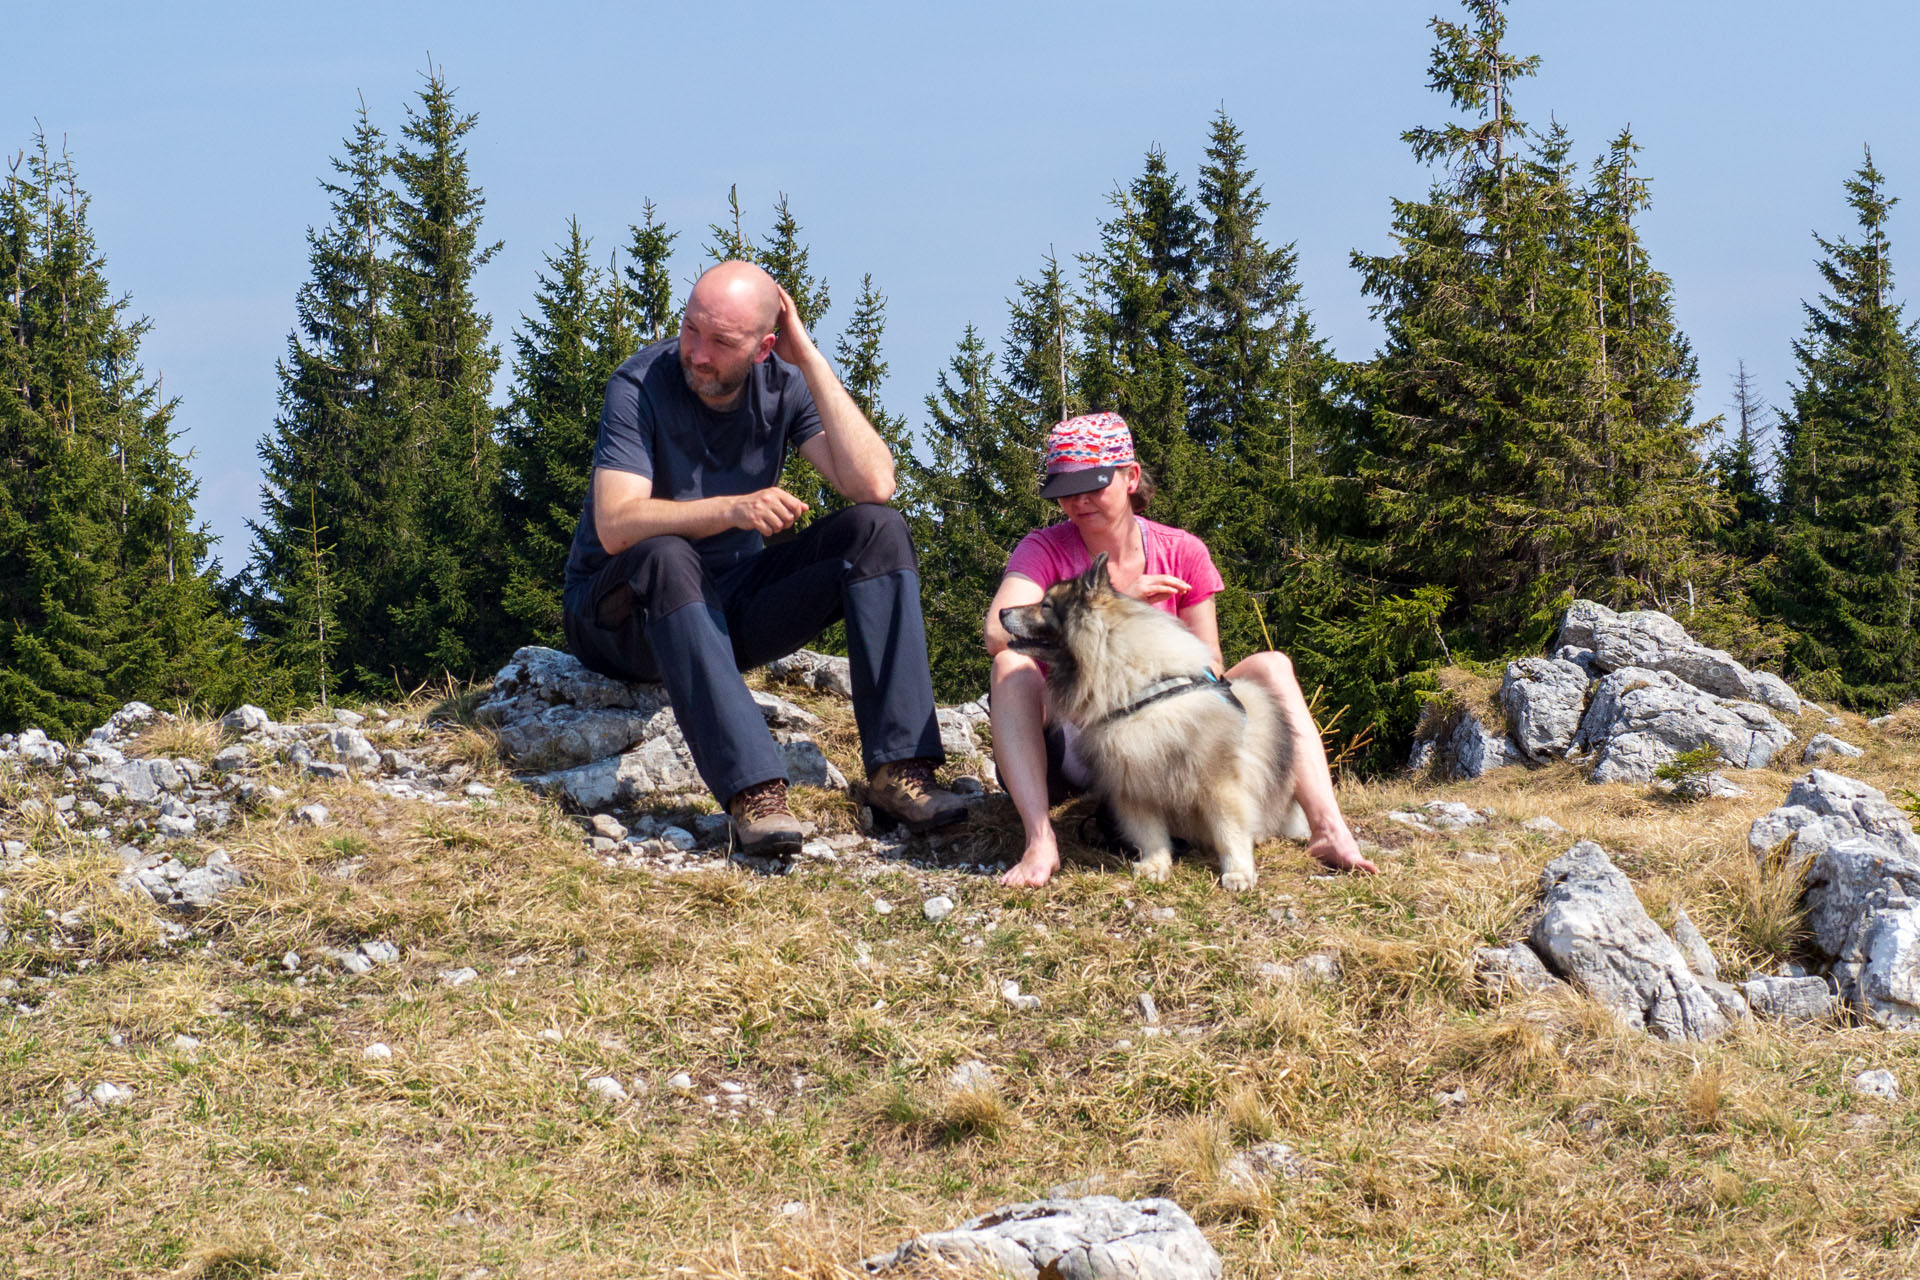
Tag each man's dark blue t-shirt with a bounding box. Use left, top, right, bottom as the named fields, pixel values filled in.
left=563, top=338, right=823, bottom=610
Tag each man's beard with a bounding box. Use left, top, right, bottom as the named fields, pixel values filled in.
left=681, top=348, right=751, bottom=404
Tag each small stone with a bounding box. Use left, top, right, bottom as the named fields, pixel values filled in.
left=292, top=803, right=329, bottom=827
left=1522, top=816, right=1566, bottom=834
left=659, top=825, right=697, bottom=851
left=1221, top=1140, right=1306, bottom=1188
left=1854, top=1069, right=1900, bottom=1101
left=440, top=967, right=478, bottom=987
left=1803, top=733, right=1865, bottom=763
left=538, top=1027, right=564, bottom=1043
left=90, top=1082, right=133, bottom=1108
left=584, top=1075, right=629, bottom=1104
left=873, top=898, right=894, bottom=915
left=1434, top=1086, right=1468, bottom=1108
left=333, top=709, right=365, bottom=726
left=1000, top=979, right=1041, bottom=1011
left=338, top=951, right=375, bottom=976
left=780, top=1201, right=807, bottom=1216
left=464, top=782, right=495, bottom=798
left=211, top=744, right=250, bottom=773
left=585, top=813, right=627, bottom=841
left=923, top=895, right=955, bottom=922
left=363, top=1042, right=393, bottom=1061
left=359, top=941, right=400, bottom=966
left=719, top=1080, right=745, bottom=1095
left=172, top=1034, right=202, bottom=1052
left=1136, top=992, right=1159, bottom=1024
left=1149, top=906, right=1176, bottom=923
left=947, top=1059, right=995, bottom=1091
left=281, top=950, right=301, bottom=973
left=667, top=1071, right=695, bottom=1094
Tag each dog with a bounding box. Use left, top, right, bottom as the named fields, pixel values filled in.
left=999, top=553, right=1309, bottom=890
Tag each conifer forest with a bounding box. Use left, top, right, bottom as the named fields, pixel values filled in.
left=6, top=2, right=1917, bottom=766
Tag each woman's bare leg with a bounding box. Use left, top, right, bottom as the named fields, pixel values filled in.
left=990, top=648, right=1063, bottom=886
left=1226, top=651, right=1377, bottom=874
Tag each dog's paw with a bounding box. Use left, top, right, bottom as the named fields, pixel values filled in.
left=1220, top=869, right=1258, bottom=892
left=1130, top=853, right=1173, bottom=883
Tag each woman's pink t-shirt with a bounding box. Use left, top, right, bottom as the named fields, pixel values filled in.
left=1003, top=518, right=1225, bottom=616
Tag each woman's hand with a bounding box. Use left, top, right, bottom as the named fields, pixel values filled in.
left=1123, top=573, right=1189, bottom=604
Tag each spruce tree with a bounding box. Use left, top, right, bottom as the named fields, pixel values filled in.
left=621, top=198, right=679, bottom=347
left=0, top=135, right=247, bottom=736
left=833, top=273, right=913, bottom=486
left=245, top=103, right=406, bottom=701
left=1709, top=360, right=1776, bottom=560
left=499, top=219, right=619, bottom=647
left=1771, top=149, right=1920, bottom=707
left=1078, top=153, right=1206, bottom=530
left=760, top=193, right=830, bottom=331
left=1348, top=0, right=1715, bottom=649
left=387, top=64, right=506, bottom=686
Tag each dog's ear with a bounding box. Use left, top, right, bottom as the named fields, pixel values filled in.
left=1080, top=552, right=1112, bottom=595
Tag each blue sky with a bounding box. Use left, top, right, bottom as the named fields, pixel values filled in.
left=9, top=0, right=1918, bottom=564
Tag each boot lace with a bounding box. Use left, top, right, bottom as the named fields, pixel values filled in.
left=734, top=779, right=792, bottom=822
left=885, top=759, right=940, bottom=800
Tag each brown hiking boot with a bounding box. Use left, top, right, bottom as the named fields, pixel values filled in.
left=728, top=778, right=811, bottom=856
left=867, top=758, right=970, bottom=833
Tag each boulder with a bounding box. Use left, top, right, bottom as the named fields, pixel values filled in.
left=1669, top=907, right=1719, bottom=981
left=1576, top=667, right=1792, bottom=784
left=1500, top=657, right=1590, bottom=761
left=1528, top=842, right=1730, bottom=1041
left=1449, top=712, right=1524, bottom=778
left=865, top=1196, right=1221, bottom=1279
left=1557, top=600, right=1802, bottom=715
left=322, top=727, right=381, bottom=774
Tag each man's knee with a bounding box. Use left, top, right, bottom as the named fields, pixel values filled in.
left=832, top=503, right=917, bottom=577
left=613, top=535, right=708, bottom=622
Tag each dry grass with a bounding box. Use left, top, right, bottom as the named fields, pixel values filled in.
left=6, top=688, right=1920, bottom=1278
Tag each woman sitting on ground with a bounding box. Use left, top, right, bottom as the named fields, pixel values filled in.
left=983, top=412, right=1378, bottom=888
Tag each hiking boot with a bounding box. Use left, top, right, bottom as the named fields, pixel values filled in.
left=728, top=778, right=811, bottom=857
left=867, top=758, right=970, bottom=833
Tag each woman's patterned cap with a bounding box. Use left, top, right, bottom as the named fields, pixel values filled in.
left=1040, top=412, right=1136, bottom=498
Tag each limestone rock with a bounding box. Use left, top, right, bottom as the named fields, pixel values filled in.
left=1804, top=733, right=1865, bottom=763
left=1557, top=600, right=1802, bottom=715
left=1748, top=772, right=1920, bottom=1026
left=1577, top=667, right=1792, bottom=783
left=765, top=648, right=855, bottom=698
left=1501, top=657, right=1590, bottom=761
left=1742, top=976, right=1837, bottom=1024
left=1473, top=943, right=1559, bottom=997
left=865, top=1195, right=1221, bottom=1280
left=1448, top=712, right=1524, bottom=778
left=1669, top=907, right=1719, bottom=981
left=1529, top=842, right=1729, bottom=1040
left=221, top=705, right=272, bottom=735
left=1220, top=1141, right=1305, bottom=1188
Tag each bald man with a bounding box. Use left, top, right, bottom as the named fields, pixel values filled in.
left=561, top=260, right=966, bottom=856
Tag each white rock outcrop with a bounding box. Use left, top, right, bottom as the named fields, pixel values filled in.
left=1529, top=842, right=1730, bottom=1041
left=865, top=1195, right=1221, bottom=1279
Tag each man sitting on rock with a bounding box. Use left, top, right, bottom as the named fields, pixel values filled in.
left=562, top=260, right=966, bottom=855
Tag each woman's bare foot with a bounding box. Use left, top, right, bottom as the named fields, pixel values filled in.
left=1001, top=839, right=1061, bottom=887
left=1307, top=826, right=1378, bottom=874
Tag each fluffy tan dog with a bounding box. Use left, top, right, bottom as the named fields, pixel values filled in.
left=999, top=554, right=1308, bottom=889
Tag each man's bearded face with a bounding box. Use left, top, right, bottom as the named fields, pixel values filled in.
left=678, top=310, right=765, bottom=404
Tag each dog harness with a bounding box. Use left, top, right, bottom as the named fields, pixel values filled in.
left=1090, top=670, right=1245, bottom=730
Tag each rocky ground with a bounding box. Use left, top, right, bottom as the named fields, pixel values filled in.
left=5, top=606, right=1920, bottom=1278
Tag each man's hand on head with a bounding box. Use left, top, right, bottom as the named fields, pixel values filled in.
left=770, top=284, right=819, bottom=368
left=731, top=486, right=809, bottom=536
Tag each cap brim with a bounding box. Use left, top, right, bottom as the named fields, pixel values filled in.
left=1039, top=466, right=1116, bottom=499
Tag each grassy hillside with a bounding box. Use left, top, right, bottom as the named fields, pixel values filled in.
left=4, top=684, right=1920, bottom=1278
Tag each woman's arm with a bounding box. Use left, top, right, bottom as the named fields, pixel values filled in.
left=1176, top=596, right=1227, bottom=674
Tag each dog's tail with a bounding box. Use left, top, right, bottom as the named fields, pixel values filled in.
left=1277, top=799, right=1310, bottom=843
